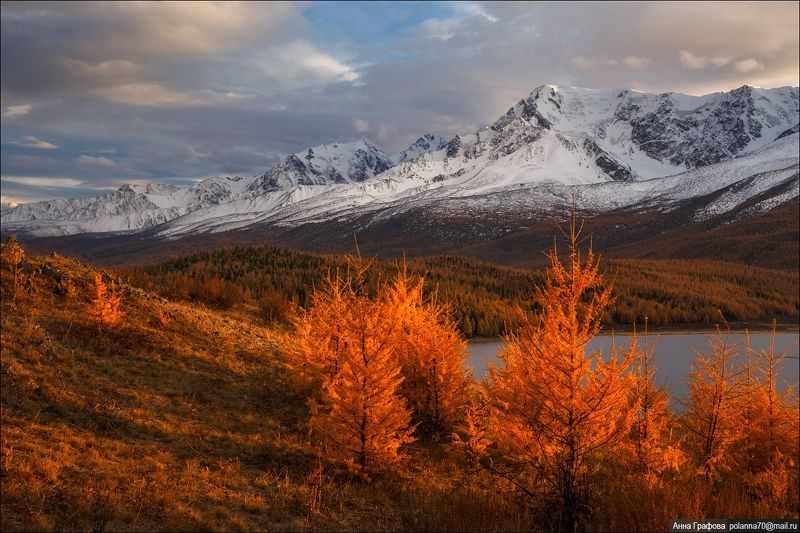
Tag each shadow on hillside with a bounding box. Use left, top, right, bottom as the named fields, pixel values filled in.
left=15, top=314, right=316, bottom=473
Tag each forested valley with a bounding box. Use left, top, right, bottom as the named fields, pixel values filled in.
left=118, top=245, right=799, bottom=337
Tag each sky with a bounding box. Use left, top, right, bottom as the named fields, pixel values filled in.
left=1, top=1, right=798, bottom=205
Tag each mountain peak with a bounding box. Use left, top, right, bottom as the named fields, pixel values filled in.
left=248, top=139, right=394, bottom=194
left=393, top=133, right=449, bottom=164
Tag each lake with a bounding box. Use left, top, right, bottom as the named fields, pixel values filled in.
left=467, top=332, right=800, bottom=405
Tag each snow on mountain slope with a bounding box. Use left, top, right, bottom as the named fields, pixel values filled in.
left=246, top=140, right=393, bottom=194
left=392, top=133, right=449, bottom=164
left=0, top=175, right=256, bottom=237
left=0, top=141, right=390, bottom=236
left=2, top=84, right=797, bottom=239
left=153, top=125, right=798, bottom=238
left=418, top=130, right=800, bottom=221
left=480, top=84, right=798, bottom=177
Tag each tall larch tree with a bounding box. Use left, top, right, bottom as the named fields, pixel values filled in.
left=306, top=258, right=414, bottom=473
left=739, top=327, right=800, bottom=502
left=386, top=269, right=471, bottom=441
left=482, top=213, right=635, bottom=532
left=621, top=326, right=683, bottom=483
left=682, top=329, right=747, bottom=483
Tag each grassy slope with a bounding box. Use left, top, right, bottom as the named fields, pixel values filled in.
left=1, top=253, right=300, bottom=530
left=0, top=252, right=529, bottom=532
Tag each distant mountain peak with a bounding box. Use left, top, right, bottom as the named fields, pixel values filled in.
left=393, top=133, right=449, bottom=164
left=247, top=139, right=394, bottom=194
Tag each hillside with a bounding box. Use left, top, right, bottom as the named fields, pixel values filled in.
left=0, top=248, right=300, bottom=530
left=116, top=245, right=800, bottom=338
left=0, top=242, right=541, bottom=531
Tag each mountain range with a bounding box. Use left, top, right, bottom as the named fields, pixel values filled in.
left=3, top=84, right=798, bottom=267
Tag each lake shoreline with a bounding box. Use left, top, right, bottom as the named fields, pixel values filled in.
left=467, top=320, right=800, bottom=343
left=466, top=333, right=800, bottom=399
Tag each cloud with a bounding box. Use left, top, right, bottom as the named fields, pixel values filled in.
left=10, top=136, right=58, bottom=150
left=415, top=1, right=499, bottom=42
left=417, top=17, right=463, bottom=42
left=255, top=40, right=360, bottom=88
left=679, top=50, right=708, bottom=69
left=1, top=1, right=798, bottom=203
left=570, top=56, right=595, bottom=70
left=2, top=176, right=84, bottom=188
left=57, top=58, right=139, bottom=78
left=2, top=104, right=31, bottom=118
left=453, top=2, right=499, bottom=23
left=734, top=58, right=764, bottom=73
left=75, top=154, right=150, bottom=178
left=76, top=155, right=121, bottom=170
left=680, top=50, right=763, bottom=75
left=622, top=56, right=650, bottom=69
left=90, top=83, right=208, bottom=107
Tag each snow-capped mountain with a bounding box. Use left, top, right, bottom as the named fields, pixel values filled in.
left=1, top=141, right=392, bottom=237
left=247, top=140, right=393, bottom=194
left=2, top=84, right=797, bottom=240
left=1, top=175, right=254, bottom=236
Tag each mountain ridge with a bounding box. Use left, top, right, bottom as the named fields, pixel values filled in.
left=2, top=84, right=798, bottom=242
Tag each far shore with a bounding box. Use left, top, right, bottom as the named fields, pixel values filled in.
left=467, top=320, right=800, bottom=343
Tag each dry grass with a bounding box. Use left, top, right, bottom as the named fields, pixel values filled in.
left=0, top=251, right=526, bottom=532
left=0, top=252, right=319, bottom=531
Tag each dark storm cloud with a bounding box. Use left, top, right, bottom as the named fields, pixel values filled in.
left=1, top=1, right=797, bottom=204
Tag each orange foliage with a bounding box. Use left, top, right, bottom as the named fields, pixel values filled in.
left=736, top=327, right=800, bottom=501
left=386, top=269, right=471, bottom=441
left=1, top=235, right=25, bottom=302
left=294, top=259, right=414, bottom=473
left=683, top=324, right=799, bottom=503
left=285, top=273, right=351, bottom=392
left=682, top=329, right=747, bottom=482
left=620, top=329, right=683, bottom=482
left=481, top=215, right=635, bottom=531
left=91, top=273, right=122, bottom=326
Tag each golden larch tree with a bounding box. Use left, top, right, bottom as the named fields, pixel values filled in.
left=482, top=214, right=634, bottom=532
left=682, top=329, right=747, bottom=483
left=305, top=258, right=414, bottom=473
left=386, top=269, right=471, bottom=441
left=91, top=273, right=122, bottom=326
left=620, top=327, right=683, bottom=482
left=736, top=327, right=800, bottom=502
left=285, top=272, right=351, bottom=392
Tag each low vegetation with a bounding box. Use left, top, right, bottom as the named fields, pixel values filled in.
left=2, top=233, right=798, bottom=532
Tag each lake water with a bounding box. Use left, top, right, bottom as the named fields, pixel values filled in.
left=467, top=332, right=800, bottom=405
